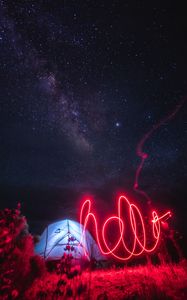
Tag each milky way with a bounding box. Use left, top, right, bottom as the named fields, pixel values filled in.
left=0, top=1, right=186, bottom=199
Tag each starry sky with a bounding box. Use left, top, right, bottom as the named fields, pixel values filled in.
left=0, top=1, right=187, bottom=232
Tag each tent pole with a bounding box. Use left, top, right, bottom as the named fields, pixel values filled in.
left=44, top=225, right=48, bottom=259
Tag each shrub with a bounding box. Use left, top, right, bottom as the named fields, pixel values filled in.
left=0, top=206, right=45, bottom=299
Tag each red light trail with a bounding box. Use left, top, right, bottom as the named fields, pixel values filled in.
left=134, top=97, right=186, bottom=202
left=79, top=98, right=186, bottom=261
left=80, top=195, right=171, bottom=261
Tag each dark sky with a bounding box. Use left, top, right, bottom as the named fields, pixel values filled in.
left=0, top=1, right=186, bottom=233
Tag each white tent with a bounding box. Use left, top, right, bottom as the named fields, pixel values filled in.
left=35, top=219, right=104, bottom=262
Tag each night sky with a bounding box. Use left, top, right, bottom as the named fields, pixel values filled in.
left=0, top=1, right=186, bottom=234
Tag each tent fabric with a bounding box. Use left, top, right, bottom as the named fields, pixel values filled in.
left=35, top=219, right=104, bottom=261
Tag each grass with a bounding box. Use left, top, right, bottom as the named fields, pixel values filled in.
left=24, top=260, right=187, bottom=299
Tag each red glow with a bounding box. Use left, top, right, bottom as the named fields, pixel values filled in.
left=134, top=97, right=186, bottom=202
left=80, top=195, right=171, bottom=261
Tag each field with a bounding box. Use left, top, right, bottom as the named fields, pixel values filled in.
left=24, top=261, right=187, bottom=299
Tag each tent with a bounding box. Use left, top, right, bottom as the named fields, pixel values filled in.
left=35, top=219, right=104, bottom=262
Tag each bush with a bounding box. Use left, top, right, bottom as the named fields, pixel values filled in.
left=0, top=206, right=45, bottom=299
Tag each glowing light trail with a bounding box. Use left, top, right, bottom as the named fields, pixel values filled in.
left=80, top=195, right=171, bottom=261
left=79, top=98, right=186, bottom=261
left=134, top=97, right=186, bottom=202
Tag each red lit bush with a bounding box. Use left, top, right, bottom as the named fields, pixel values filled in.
left=0, top=206, right=46, bottom=299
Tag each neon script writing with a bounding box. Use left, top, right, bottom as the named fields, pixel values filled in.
left=80, top=195, right=171, bottom=261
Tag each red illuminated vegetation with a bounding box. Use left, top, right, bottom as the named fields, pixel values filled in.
left=1, top=205, right=187, bottom=300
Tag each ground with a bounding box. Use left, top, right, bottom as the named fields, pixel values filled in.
left=25, top=261, right=187, bottom=299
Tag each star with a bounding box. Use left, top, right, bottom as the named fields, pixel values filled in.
left=0, top=0, right=186, bottom=236
left=115, top=122, right=121, bottom=127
